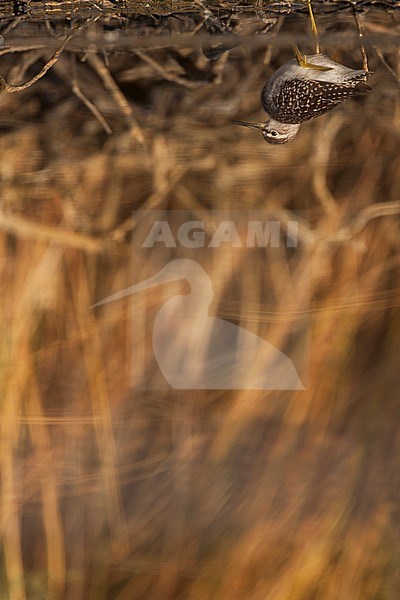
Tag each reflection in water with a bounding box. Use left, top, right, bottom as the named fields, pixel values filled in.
left=0, top=2, right=399, bottom=599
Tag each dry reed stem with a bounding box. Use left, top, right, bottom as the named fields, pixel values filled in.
left=2, top=246, right=65, bottom=599
left=0, top=244, right=63, bottom=600
left=0, top=36, right=71, bottom=92
left=6, top=49, right=45, bottom=86
left=312, top=114, right=344, bottom=214
left=0, top=270, right=31, bottom=600
left=87, top=52, right=145, bottom=145
left=0, top=422, right=26, bottom=600
left=134, top=49, right=201, bottom=89
left=0, top=210, right=110, bottom=252
left=65, top=252, right=130, bottom=555
left=26, top=369, right=66, bottom=599
left=0, top=16, right=24, bottom=36
left=334, top=200, right=400, bottom=241
left=372, top=44, right=400, bottom=86
left=145, top=136, right=187, bottom=209
left=0, top=45, right=47, bottom=57
left=71, top=54, right=113, bottom=135
left=18, top=245, right=67, bottom=599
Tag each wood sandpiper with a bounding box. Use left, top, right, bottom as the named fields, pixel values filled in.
left=235, top=1, right=372, bottom=145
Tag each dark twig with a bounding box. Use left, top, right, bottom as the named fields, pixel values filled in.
left=70, top=54, right=113, bottom=134
left=0, top=35, right=71, bottom=93
left=87, top=52, right=145, bottom=145
left=133, top=49, right=201, bottom=89
left=372, top=45, right=400, bottom=87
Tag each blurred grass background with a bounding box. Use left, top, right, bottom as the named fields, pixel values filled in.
left=0, top=3, right=399, bottom=599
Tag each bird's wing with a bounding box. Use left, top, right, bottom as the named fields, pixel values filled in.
left=263, top=76, right=371, bottom=124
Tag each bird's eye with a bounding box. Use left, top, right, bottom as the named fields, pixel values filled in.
left=270, top=130, right=279, bottom=137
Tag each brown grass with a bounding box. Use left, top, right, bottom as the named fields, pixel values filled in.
left=0, top=6, right=399, bottom=600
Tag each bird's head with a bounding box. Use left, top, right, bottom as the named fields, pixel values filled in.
left=234, top=119, right=301, bottom=145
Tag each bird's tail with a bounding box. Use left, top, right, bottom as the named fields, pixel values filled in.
left=355, top=81, right=372, bottom=93
left=350, top=71, right=373, bottom=93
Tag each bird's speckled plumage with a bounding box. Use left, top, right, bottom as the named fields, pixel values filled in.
left=261, top=53, right=371, bottom=125
left=235, top=52, right=372, bottom=145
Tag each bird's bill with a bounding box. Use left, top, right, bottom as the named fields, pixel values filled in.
left=233, top=121, right=264, bottom=131
left=91, top=265, right=177, bottom=308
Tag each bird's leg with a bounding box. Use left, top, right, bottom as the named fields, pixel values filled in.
left=307, top=0, right=320, bottom=54
left=292, top=44, right=305, bottom=66
left=293, top=2, right=331, bottom=70
left=292, top=44, right=332, bottom=70
left=351, top=5, right=370, bottom=74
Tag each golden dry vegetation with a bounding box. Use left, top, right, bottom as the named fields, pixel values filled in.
left=0, top=3, right=399, bottom=599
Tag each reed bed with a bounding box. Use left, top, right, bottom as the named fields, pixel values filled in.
left=0, top=5, right=399, bottom=599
